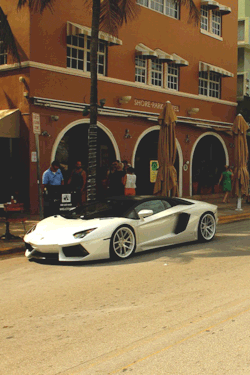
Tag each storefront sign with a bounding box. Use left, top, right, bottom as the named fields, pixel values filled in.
left=134, top=99, right=179, bottom=112
left=32, top=113, right=41, bottom=134
left=150, top=160, right=159, bottom=183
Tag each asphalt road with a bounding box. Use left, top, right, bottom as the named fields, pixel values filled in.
left=1, top=220, right=250, bottom=375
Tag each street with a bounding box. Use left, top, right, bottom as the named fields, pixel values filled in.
left=1, top=220, right=250, bottom=375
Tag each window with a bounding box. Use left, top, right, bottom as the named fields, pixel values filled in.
left=137, top=0, right=179, bottom=19
left=238, top=20, right=245, bottom=42
left=135, top=57, right=180, bottom=91
left=199, top=71, right=221, bottom=98
left=0, top=41, right=7, bottom=65
left=167, top=63, right=179, bottom=90
left=200, top=5, right=222, bottom=37
left=211, top=10, right=221, bottom=36
left=135, top=200, right=167, bottom=215
left=200, top=6, right=209, bottom=31
left=151, top=58, right=162, bottom=86
left=135, top=56, right=147, bottom=83
left=67, top=34, right=106, bottom=75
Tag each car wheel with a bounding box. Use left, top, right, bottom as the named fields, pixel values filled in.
left=110, top=225, right=136, bottom=260
left=198, top=212, right=216, bottom=242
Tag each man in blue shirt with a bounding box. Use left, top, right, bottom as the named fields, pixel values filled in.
left=42, top=161, right=64, bottom=217
left=42, top=161, right=64, bottom=187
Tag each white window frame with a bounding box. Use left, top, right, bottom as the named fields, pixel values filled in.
left=167, top=63, right=179, bottom=90
left=0, top=41, right=7, bottom=65
left=151, top=58, right=163, bottom=87
left=67, top=34, right=106, bottom=75
left=137, top=0, right=179, bottom=20
left=135, top=55, right=147, bottom=84
left=211, top=10, right=222, bottom=36
left=200, top=5, right=222, bottom=39
left=199, top=71, right=221, bottom=99
left=135, top=57, right=180, bottom=91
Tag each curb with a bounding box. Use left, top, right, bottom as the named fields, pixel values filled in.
left=0, top=244, right=25, bottom=256
left=218, top=213, right=250, bottom=224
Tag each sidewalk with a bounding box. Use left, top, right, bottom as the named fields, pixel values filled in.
left=0, top=195, right=250, bottom=256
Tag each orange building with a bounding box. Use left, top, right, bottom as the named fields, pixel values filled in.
left=0, top=0, right=237, bottom=213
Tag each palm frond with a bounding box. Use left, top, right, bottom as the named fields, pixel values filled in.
left=17, top=0, right=55, bottom=14
left=178, top=0, right=200, bottom=25
left=0, top=7, right=20, bottom=63
left=100, top=0, right=139, bottom=35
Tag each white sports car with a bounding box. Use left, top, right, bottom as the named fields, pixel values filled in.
left=24, top=196, right=218, bottom=262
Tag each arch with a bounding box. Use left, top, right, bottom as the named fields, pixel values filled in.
left=132, top=125, right=183, bottom=196
left=51, top=119, right=120, bottom=162
left=189, top=132, right=229, bottom=196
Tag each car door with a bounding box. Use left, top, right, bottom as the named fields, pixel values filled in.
left=134, top=200, right=177, bottom=250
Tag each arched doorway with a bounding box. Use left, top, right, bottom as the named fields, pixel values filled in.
left=134, top=128, right=181, bottom=195
left=191, top=134, right=227, bottom=195
left=53, top=121, right=118, bottom=197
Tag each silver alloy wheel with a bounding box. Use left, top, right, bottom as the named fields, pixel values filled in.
left=199, top=213, right=216, bottom=241
left=112, top=226, right=135, bottom=259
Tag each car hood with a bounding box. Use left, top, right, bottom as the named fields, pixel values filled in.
left=25, top=215, right=120, bottom=245
left=36, top=215, right=117, bottom=232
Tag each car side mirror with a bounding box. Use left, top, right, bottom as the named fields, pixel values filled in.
left=138, top=209, right=154, bottom=219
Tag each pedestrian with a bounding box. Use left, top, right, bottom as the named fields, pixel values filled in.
left=68, top=161, right=87, bottom=205
left=42, top=160, right=64, bottom=217
left=218, top=165, right=233, bottom=203
left=123, top=167, right=136, bottom=196
left=108, top=161, right=124, bottom=196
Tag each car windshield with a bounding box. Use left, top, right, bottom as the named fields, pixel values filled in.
left=62, top=199, right=138, bottom=220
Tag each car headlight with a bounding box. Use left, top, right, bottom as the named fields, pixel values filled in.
left=73, top=228, right=97, bottom=239
left=26, top=225, right=37, bottom=234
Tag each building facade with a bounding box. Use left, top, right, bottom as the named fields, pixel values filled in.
left=0, top=0, right=238, bottom=213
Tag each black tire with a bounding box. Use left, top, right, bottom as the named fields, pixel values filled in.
left=198, top=212, right=216, bottom=242
left=110, top=225, right=136, bottom=260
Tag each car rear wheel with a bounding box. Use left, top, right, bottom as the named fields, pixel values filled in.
left=110, top=226, right=136, bottom=259
left=198, top=212, right=216, bottom=242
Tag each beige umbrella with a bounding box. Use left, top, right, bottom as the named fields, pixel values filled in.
left=232, top=114, right=249, bottom=210
left=153, top=101, right=179, bottom=197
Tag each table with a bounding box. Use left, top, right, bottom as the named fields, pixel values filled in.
left=0, top=203, right=26, bottom=240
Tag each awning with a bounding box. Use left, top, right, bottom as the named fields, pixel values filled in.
left=135, top=43, right=158, bottom=58
left=179, top=116, right=233, bottom=134
left=67, top=21, right=122, bottom=46
left=171, top=54, right=189, bottom=66
left=201, top=0, right=220, bottom=9
left=199, top=61, right=234, bottom=77
left=0, top=109, right=20, bottom=138
left=200, top=0, right=231, bottom=14
left=155, top=48, right=173, bottom=62
left=218, top=4, right=231, bottom=14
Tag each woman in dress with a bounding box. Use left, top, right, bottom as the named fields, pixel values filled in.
left=218, top=165, right=233, bottom=203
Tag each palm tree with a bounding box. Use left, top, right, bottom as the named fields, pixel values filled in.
left=0, top=7, right=20, bottom=63
left=2, top=0, right=199, bottom=201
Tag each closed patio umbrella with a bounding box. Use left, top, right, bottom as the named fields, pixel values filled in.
left=232, top=114, right=249, bottom=210
left=153, top=101, right=178, bottom=197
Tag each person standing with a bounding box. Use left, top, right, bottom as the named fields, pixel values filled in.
left=68, top=161, right=87, bottom=205
left=42, top=161, right=64, bottom=217
left=123, top=167, right=137, bottom=196
left=108, top=161, right=124, bottom=196
left=218, top=165, right=233, bottom=203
